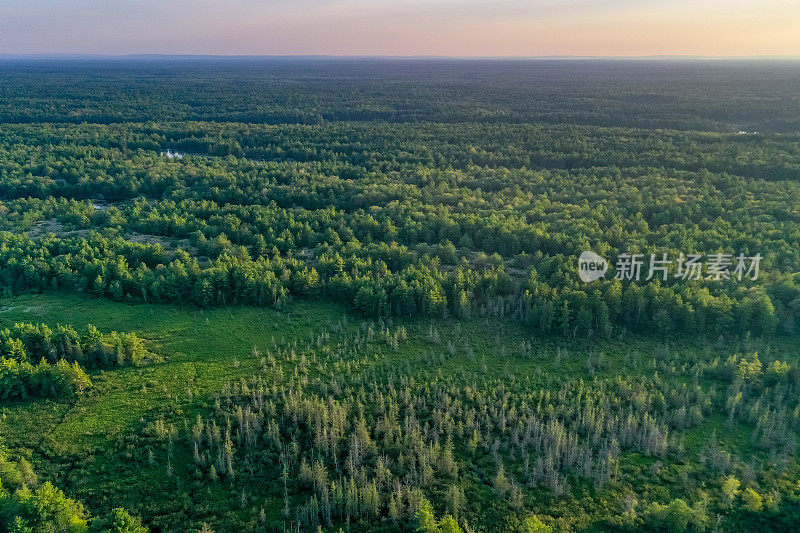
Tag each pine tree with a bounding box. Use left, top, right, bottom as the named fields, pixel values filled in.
left=721, top=475, right=740, bottom=507
left=742, top=487, right=763, bottom=512
left=493, top=463, right=511, bottom=496
left=520, top=514, right=552, bottom=533
left=415, top=497, right=439, bottom=533
left=439, top=515, right=461, bottom=533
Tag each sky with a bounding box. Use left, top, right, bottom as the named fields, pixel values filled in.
left=1, top=0, right=799, bottom=57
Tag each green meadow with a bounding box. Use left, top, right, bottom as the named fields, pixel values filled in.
left=2, top=292, right=797, bottom=531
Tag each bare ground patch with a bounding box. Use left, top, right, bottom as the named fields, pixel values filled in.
left=126, top=232, right=198, bottom=254
left=28, top=219, right=90, bottom=240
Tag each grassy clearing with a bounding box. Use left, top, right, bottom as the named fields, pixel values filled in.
left=1, top=292, right=793, bottom=457
left=0, top=294, right=345, bottom=454
left=1, top=292, right=797, bottom=530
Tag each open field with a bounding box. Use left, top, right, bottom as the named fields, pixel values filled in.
left=2, top=291, right=798, bottom=531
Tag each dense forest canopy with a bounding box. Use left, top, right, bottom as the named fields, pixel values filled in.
left=1, top=59, right=800, bottom=131
left=0, top=59, right=799, bottom=533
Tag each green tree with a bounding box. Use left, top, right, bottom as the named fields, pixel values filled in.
left=722, top=475, right=741, bottom=508
left=4, top=482, right=89, bottom=533
left=90, top=508, right=148, bottom=533
left=576, top=306, right=593, bottom=337
left=493, top=464, right=511, bottom=496
left=742, top=488, right=763, bottom=512
left=439, top=515, right=461, bottom=533
left=519, top=514, right=552, bottom=533
left=558, top=301, right=571, bottom=337
left=415, top=498, right=439, bottom=533
left=643, top=499, right=693, bottom=532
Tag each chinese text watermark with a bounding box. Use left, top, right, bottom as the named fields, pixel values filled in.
left=578, top=251, right=761, bottom=283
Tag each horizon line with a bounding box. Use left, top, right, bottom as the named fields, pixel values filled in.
left=1, top=53, right=800, bottom=61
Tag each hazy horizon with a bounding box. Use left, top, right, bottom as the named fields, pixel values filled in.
left=1, top=54, right=799, bottom=61
left=2, top=0, right=800, bottom=57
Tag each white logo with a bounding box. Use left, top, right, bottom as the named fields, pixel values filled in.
left=576, top=251, right=762, bottom=283
left=578, top=251, right=608, bottom=283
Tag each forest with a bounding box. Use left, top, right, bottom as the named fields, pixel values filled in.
left=0, top=58, right=799, bottom=532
